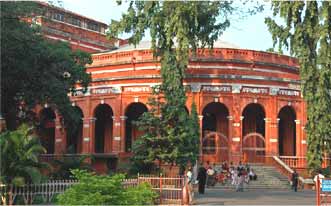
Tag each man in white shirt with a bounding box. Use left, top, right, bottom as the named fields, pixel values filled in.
left=314, top=170, right=325, bottom=189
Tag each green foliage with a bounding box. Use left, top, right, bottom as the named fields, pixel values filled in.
left=0, top=124, right=49, bottom=186
left=56, top=170, right=156, bottom=205
left=265, top=1, right=331, bottom=172
left=1, top=1, right=91, bottom=130
left=50, top=146, right=92, bottom=179
left=110, top=1, right=235, bottom=171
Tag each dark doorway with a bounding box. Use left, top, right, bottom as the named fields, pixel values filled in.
left=94, top=104, right=113, bottom=153
left=278, top=106, right=296, bottom=156
left=125, top=103, right=148, bottom=152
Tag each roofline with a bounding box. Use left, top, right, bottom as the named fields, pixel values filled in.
left=37, top=1, right=109, bottom=26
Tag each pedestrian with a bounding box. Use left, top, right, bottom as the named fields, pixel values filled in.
left=197, top=166, right=207, bottom=194
left=186, top=167, right=194, bottom=203
left=291, top=169, right=299, bottom=192
left=236, top=169, right=245, bottom=192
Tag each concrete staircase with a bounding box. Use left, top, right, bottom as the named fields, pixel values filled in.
left=213, top=164, right=291, bottom=190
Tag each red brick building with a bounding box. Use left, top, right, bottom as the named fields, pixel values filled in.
left=34, top=4, right=314, bottom=172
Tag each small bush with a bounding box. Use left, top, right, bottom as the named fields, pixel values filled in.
left=56, top=169, right=156, bottom=205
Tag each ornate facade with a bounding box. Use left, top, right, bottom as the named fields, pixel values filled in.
left=37, top=40, right=307, bottom=171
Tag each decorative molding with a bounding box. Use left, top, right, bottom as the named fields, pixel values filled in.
left=270, top=138, right=278, bottom=143
left=270, top=87, right=279, bottom=96
left=83, top=137, right=90, bottom=142
left=115, top=122, right=121, bottom=127
left=190, top=84, right=201, bottom=93
left=295, top=120, right=301, bottom=124
left=264, top=118, right=271, bottom=123
left=120, top=116, right=128, bottom=120
left=232, top=85, right=241, bottom=94
left=83, top=124, right=90, bottom=128
left=301, top=140, right=306, bottom=144
left=227, top=116, right=233, bottom=121
left=232, top=137, right=241, bottom=142
left=55, top=139, right=62, bottom=143
left=240, top=116, right=244, bottom=121
left=198, top=115, right=203, bottom=121
left=233, top=123, right=240, bottom=127
left=114, top=136, right=121, bottom=141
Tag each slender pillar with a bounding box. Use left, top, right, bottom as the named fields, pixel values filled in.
left=230, top=115, right=242, bottom=164
left=295, top=119, right=302, bottom=157
left=81, top=117, right=95, bottom=154
left=54, top=116, right=66, bottom=154
left=227, top=115, right=233, bottom=162
left=120, top=115, right=127, bottom=152
left=112, top=116, right=121, bottom=153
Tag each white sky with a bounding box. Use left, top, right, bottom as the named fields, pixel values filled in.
left=59, top=0, right=276, bottom=52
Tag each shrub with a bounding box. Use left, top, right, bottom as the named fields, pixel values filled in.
left=56, top=170, right=156, bottom=205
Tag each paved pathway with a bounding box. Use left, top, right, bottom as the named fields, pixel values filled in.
left=194, top=188, right=316, bottom=205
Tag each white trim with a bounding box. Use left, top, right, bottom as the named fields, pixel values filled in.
left=90, top=65, right=161, bottom=74
left=232, top=137, right=241, bottom=142
left=44, top=35, right=106, bottom=51
left=76, top=82, right=296, bottom=91
left=89, top=65, right=291, bottom=75
left=270, top=138, right=278, bottom=143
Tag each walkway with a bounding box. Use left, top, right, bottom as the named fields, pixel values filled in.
left=194, top=188, right=315, bottom=205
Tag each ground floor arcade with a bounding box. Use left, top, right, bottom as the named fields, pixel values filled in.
left=35, top=85, right=309, bottom=171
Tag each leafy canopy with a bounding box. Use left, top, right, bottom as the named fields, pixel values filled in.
left=265, top=1, right=331, bottom=171
left=56, top=169, right=156, bottom=205
left=109, top=1, right=235, bottom=169
left=1, top=1, right=91, bottom=130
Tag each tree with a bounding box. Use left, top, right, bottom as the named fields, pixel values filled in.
left=265, top=1, right=331, bottom=171
left=0, top=124, right=49, bottom=204
left=109, top=1, right=235, bottom=170
left=56, top=170, right=156, bottom=205
left=1, top=1, right=91, bottom=130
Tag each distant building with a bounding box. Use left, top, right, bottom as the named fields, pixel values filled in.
left=31, top=2, right=127, bottom=53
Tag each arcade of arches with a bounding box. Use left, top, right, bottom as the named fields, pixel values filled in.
left=36, top=99, right=303, bottom=165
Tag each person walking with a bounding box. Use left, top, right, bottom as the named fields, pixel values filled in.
left=197, top=166, right=207, bottom=194
left=291, top=169, right=299, bottom=192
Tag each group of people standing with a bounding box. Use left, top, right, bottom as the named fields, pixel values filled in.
left=193, top=161, right=258, bottom=194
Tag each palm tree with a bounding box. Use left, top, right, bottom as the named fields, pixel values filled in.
left=0, top=124, right=49, bottom=204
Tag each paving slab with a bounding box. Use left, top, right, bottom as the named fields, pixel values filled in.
left=193, top=188, right=315, bottom=205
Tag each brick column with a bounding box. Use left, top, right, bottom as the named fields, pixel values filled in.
left=295, top=119, right=302, bottom=157
left=112, top=116, right=121, bottom=153
left=227, top=115, right=233, bottom=162
left=120, top=116, right=127, bottom=153
left=54, top=116, right=66, bottom=154
left=230, top=115, right=242, bottom=163
left=264, top=117, right=272, bottom=158
left=266, top=118, right=279, bottom=162
left=81, top=117, right=95, bottom=154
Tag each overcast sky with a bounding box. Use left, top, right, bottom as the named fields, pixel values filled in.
left=58, top=0, right=276, bottom=52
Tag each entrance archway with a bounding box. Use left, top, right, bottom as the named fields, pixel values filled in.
left=125, top=103, right=148, bottom=152
left=39, top=108, right=56, bottom=154
left=94, top=104, right=113, bottom=153
left=242, top=103, right=265, bottom=163
left=202, top=102, right=229, bottom=162
left=66, top=106, right=84, bottom=153
left=278, top=106, right=296, bottom=156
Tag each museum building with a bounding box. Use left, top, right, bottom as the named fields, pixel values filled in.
left=34, top=3, right=309, bottom=172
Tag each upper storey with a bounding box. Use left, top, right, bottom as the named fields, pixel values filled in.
left=86, top=41, right=300, bottom=90
left=31, top=2, right=126, bottom=53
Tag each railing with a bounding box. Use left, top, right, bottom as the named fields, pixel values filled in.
left=271, top=156, right=307, bottom=189
left=0, top=176, right=186, bottom=205
left=138, top=174, right=185, bottom=205
left=279, top=156, right=331, bottom=169
left=0, top=180, right=78, bottom=205
left=279, top=156, right=307, bottom=168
